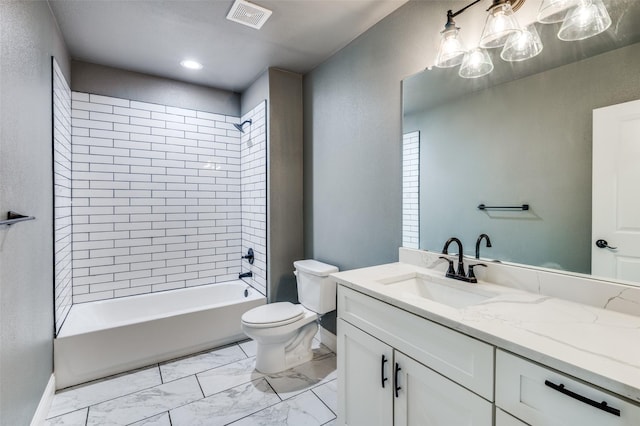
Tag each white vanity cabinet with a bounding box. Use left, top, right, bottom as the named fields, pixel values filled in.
left=495, top=409, right=529, bottom=426
left=496, top=350, right=640, bottom=426
left=337, top=286, right=494, bottom=425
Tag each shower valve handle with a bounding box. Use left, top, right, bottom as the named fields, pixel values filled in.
left=242, top=248, right=255, bottom=264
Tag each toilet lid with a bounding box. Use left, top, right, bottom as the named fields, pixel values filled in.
left=242, top=302, right=305, bottom=327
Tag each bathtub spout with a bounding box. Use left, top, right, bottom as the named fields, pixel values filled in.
left=239, top=271, right=253, bottom=279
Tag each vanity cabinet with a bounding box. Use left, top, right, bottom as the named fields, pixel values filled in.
left=337, top=286, right=494, bottom=425
left=495, top=409, right=529, bottom=426
left=496, top=350, right=640, bottom=426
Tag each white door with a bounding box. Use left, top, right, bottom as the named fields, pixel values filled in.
left=394, top=351, right=493, bottom=426
left=337, top=319, right=393, bottom=426
left=592, top=99, right=640, bottom=282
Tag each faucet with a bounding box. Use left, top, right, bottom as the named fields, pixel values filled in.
left=239, top=271, right=253, bottom=279
left=441, top=237, right=486, bottom=283
left=475, top=234, right=492, bottom=259
left=442, top=237, right=466, bottom=278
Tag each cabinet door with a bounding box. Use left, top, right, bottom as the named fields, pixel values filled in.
left=337, top=319, right=393, bottom=426
left=394, top=351, right=493, bottom=426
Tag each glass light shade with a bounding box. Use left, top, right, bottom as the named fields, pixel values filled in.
left=501, top=24, right=543, bottom=62
left=479, top=3, right=521, bottom=49
left=558, top=0, right=611, bottom=41
left=537, top=0, right=583, bottom=24
left=435, top=27, right=466, bottom=68
left=459, top=48, right=494, bottom=79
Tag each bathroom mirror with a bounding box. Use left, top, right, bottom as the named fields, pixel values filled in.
left=402, top=0, right=640, bottom=285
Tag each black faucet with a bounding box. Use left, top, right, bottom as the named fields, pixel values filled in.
left=475, top=234, right=492, bottom=259
left=442, top=237, right=466, bottom=278
left=441, top=237, right=486, bottom=283
left=239, top=271, right=253, bottom=279
left=242, top=248, right=254, bottom=265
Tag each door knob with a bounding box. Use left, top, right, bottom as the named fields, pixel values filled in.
left=595, top=239, right=618, bottom=250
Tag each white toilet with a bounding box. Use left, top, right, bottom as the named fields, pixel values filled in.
left=241, top=259, right=338, bottom=374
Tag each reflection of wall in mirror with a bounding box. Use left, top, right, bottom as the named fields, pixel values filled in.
left=403, top=42, right=640, bottom=275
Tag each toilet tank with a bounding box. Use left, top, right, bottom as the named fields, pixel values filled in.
left=293, top=260, right=339, bottom=314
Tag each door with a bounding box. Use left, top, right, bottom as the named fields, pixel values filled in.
left=337, top=319, right=393, bottom=426
left=592, top=99, right=640, bottom=281
left=394, top=351, right=493, bottom=426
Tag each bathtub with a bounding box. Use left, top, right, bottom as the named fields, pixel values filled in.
left=54, top=281, right=265, bottom=389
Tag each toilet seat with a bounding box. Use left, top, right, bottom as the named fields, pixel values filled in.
left=241, top=302, right=306, bottom=329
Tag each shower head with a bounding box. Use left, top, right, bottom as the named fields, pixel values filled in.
left=233, top=120, right=252, bottom=133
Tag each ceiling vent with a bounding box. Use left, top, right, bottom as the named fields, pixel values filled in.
left=226, top=0, right=272, bottom=30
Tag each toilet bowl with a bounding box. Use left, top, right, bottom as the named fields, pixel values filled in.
left=241, top=259, right=338, bottom=374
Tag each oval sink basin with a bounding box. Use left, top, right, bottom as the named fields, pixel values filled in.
left=378, top=274, right=498, bottom=309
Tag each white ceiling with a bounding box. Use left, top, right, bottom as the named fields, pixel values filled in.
left=49, top=0, right=409, bottom=93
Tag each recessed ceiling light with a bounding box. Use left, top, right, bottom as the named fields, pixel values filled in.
left=180, top=60, right=203, bottom=70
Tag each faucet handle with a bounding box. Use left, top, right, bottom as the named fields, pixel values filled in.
left=439, top=256, right=455, bottom=277
left=468, top=263, right=487, bottom=281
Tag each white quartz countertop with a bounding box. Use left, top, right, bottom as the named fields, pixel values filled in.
left=331, top=262, right=640, bottom=404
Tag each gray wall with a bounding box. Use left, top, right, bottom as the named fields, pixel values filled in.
left=266, top=69, right=304, bottom=304
left=241, top=68, right=304, bottom=306
left=241, top=70, right=268, bottom=117
left=0, top=1, right=70, bottom=424
left=72, top=60, right=240, bottom=116
left=302, top=1, right=446, bottom=272
left=404, top=42, right=640, bottom=274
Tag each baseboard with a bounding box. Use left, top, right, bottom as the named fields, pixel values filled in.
left=30, top=374, right=55, bottom=426
left=319, top=327, right=337, bottom=353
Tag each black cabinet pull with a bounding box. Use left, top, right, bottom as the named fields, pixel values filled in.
left=394, top=363, right=402, bottom=398
left=544, top=380, right=621, bottom=417
left=381, top=355, right=388, bottom=388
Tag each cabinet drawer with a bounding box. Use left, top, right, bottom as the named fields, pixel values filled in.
left=496, top=350, right=640, bottom=426
left=338, top=285, right=494, bottom=400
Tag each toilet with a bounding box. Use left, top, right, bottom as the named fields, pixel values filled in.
left=241, top=259, right=338, bottom=374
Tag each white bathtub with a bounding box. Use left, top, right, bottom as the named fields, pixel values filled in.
left=54, top=281, right=265, bottom=389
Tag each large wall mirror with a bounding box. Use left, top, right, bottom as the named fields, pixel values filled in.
left=402, top=0, right=640, bottom=286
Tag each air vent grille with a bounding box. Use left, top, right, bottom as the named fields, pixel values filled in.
left=226, top=0, right=272, bottom=30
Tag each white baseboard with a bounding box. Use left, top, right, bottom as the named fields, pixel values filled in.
left=319, top=327, right=337, bottom=353
left=30, top=374, right=55, bottom=426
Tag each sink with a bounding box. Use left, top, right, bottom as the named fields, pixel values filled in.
left=378, top=274, right=497, bottom=309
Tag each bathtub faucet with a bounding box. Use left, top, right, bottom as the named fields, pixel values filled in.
left=239, top=271, right=253, bottom=279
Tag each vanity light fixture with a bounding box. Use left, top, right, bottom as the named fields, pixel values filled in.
left=180, top=59, right=203, bottom=70
left=434, top=0, right=611, bottom=79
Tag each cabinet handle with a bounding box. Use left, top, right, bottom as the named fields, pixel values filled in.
left=394, top=363, right=402, bottom=398
left=544, top=380, right=620, bottom=417
left=381, top=355, right=388, bottom=388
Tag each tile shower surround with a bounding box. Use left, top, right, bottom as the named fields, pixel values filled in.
left=53, top=60, right=73, bottom=334
left=45, top=339, right=337, bottom=425
left=69, top=92, right=266, bottom=303
left=240, top=102, right=267, bottom=295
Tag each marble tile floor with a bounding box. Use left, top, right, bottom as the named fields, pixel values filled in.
left=45, top=339, right=337, bottom=426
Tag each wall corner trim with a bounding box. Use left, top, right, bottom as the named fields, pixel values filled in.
left=30, top=374, right=55, bottom=426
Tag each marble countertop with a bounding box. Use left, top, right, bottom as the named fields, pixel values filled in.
left=332, top=262, right=640, bottom=404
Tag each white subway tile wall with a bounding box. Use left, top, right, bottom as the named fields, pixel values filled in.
left=240, top=101, right=267, bottom=295
left=402, top=131, right=420, bottom=249
left=70, top=92, right=264, bottom=303
left=53, top=59, right=73, bottom=333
